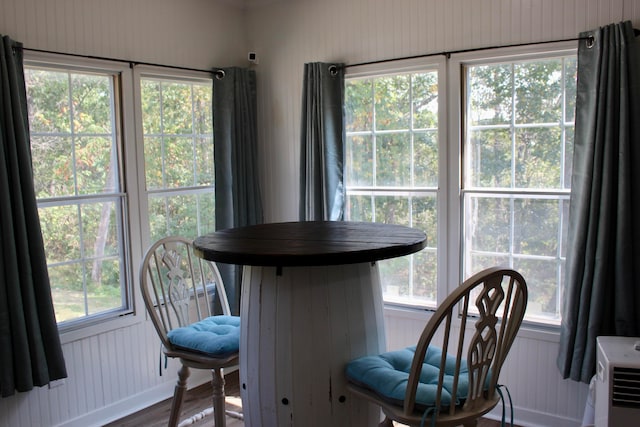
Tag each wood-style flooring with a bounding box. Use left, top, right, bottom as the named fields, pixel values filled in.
left=106, top=370, right=517, bottom=427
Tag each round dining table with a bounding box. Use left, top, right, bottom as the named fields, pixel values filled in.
left=193, top=220, right=427, bottom=427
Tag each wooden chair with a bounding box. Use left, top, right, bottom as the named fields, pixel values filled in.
left=140, top=236, right=242, bottom=427
left=346, top=267, right=527, bottom=427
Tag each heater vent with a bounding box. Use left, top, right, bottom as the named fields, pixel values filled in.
left=612, top=367, right=640, bottom=408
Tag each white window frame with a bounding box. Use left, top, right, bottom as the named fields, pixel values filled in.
left=345, top=56, right=450, bottom=308
left=449, top=41, right=577, bottom=330
left=24, top=51, right=141, bottom=341
left=23, top=54, right=216, bottom=342
left=132, top=65, right=216, bottom=250
left=345, top=42, right=576, bottom=334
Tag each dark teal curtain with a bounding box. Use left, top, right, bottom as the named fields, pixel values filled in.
left=0, top=35, right=67, bottom=397
left=557, top=21, right=640, bottom=383
left=299, top=62, right=345, bottom=221
left=213, top=67, right=263, bottom=314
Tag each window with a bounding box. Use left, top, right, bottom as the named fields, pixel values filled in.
left=344, top=46, right=576, bottom=325
left=138, top=73, right=215, bottom=242
left=24, top=56, right=216, bottom=330
left=462, top=53, right=577, bottom=325
left=25, top=62, right=129, bottom=326
left=345, top=61, right=444, bottom=307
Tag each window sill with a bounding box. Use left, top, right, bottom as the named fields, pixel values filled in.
left=383, top=303, right=561, bottom=343
left=58, top=310, right=142, bottom=345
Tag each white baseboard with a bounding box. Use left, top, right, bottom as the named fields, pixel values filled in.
left=54, top=370, right=213, bottom=427
left=485, top=404, right=582, bottom=427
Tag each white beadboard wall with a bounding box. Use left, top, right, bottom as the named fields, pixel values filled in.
left=0, top=0, right=247, bottom=70
left=247, top=0, right=640, bottom=222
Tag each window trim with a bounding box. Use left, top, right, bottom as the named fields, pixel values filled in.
left=24, top=51, right=142, bottom=341
left=132, top=65, right=214, bottom=247
left=345, top=56, right=449, bottom=308
left=24, top=56, right=217, bottom=341
left=449, top=41, right=577, bottom=330
left=346, top=42, right=577, bottom=335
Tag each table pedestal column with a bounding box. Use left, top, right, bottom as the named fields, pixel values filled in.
left=239, top=263, right=386, bottom=427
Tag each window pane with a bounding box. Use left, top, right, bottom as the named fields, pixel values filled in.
left=374, top=195, right=409, bottom=225
left=76, top=136, right=117, bottom=194
left=71, top=73, right=113, bottom=134
left=148, top=192, right=215, bottom=242
left=413, top=195, right=437, bottom=247
left=164, top=136, right=196, bottom=188
left=144, top=136, right=163, bottom=190
left=467, top=128, right=512, bottom=188
left=412, top=249, right=437, bottom=302
left=25, top=69, right=71, bottom=133
left=513, top=258, right=561, bottom=322
left=80, top=201, right=120, bottom=258
left=375, top=75, right=410, bottom=130
left=514, top=127, right=562, bottom=189
left=161, top=82, right=194, bottom=134
left=196, top=136, right=215, bottom=186
left=39, top=205, right=81, bottom=263
left=49, top=262, right=85, bottom=323
left=467, top=63, right=512, bottom=126
left=565, top=58, right=578, bottom=123
left=345, top=78, right=373, bottom=132
left=377, top=133, right=411, bottom=186
left=514, top=60, right=563, bottom=124
left=193, top=85, right=213, bottom=135
left=466, top=196, right=511, bottom=253
left=346, top=134, right=373, bottom=186
left=412, top=72, right=438, bottom=129
left=513, top=198, right=561, bottom=257
left=346, top=194, right=373, bottom=222
left=141, top=79, right=162, bottom=135
left=564, top=126, right=574, bottom=190
left=31, top=136, right=74, bottom=198
left=414, top=131, right=438, bottom=187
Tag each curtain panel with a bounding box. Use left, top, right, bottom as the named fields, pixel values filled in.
left=299, top=62, right=345, bottom=221
left=557, top=21, right=640, bottom=383
left=213, top=67, right=263, bottom=314
left=0, top=35, right=67, bottom=397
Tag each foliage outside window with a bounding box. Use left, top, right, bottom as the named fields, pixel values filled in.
left=463, top=55, right=577, bottom=324
left=140, top=76, right=215, bottom=242
left=25, top=66, right=127, bottom=325
left=345, top=70, right=439, bottom=306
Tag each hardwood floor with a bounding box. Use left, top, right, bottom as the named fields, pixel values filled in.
left=107, top=370, right=516, bottom=427
left=104, top=370, right=243, bottom=427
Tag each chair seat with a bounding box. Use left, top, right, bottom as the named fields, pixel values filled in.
left=345, top=345, right=469, bottom=409
left=167, top=315, right=240, bottom=357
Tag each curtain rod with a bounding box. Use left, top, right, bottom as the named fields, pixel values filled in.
left=345, top=27, right=640, bottom=69
left=18, top=46, right=227, bottom=79
left=343, top=36, right=589, bottom=69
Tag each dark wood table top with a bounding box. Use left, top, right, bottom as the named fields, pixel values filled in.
left=193, top=221, right=427, bottom=267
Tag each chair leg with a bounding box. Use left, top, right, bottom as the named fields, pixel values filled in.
left=211, top=368, right=226, bottom=427
left=168, top=364, right=190, bottom=427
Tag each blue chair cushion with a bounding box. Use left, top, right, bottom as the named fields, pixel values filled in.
left=167, top=315, right=240, bottom=357
left=345, top=345, right=469, bottom=409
